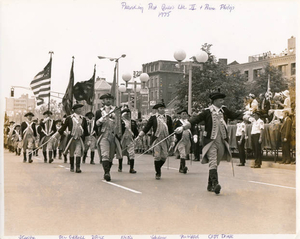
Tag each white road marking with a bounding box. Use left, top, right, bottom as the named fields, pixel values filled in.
left=162, top=166, right=178, bottom=170
left=33, top=157, right=41, bottom=161
left=102, top=180, right=142, bottom=194
left=58, top=165, right=64, bottom=168
left=249, top=181, right=296, bottom=190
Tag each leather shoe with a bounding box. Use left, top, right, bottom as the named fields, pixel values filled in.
left=237, top=163, right=245, bottom=166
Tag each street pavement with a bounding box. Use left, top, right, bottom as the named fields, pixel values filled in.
left=3, top=150, right=297, bottom=236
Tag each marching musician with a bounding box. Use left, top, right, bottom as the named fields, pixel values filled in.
left=20, top=112, right=37, bottom=163
left=136, top=102, right=175, bottom=180
left=54, top=104, right=88, bottom=173
left=119, top=108, right=139, bottom=173
left=83, top=112, right=97, bottom=165
left=95, top=93, right=122, bottom=182
left=39, top=110, right=57, bottom=163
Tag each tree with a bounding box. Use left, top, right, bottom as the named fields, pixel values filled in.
left=175, top=43, right=247, bottom=112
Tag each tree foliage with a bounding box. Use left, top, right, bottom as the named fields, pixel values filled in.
left=175, top=43, right=247, bottom=112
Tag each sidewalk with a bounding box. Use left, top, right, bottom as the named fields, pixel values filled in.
left=231, top=156, right=296, bottom=171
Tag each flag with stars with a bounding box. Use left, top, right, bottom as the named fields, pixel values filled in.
left=30, top=58, right=52, bottom=106
left=62, top=58, right=74, bottom=115
left=73, top=66, right=95, bottom=105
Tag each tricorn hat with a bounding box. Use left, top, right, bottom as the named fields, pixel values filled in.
left=100, top=93, right=114, bottom=100
left=9, top=121, right=15, bottom=124
left=153, top=103, right=166, bottom=110
left=43, top=110, right=53, bottom=115
left=85, top=112, right=94, bottom=117
left=55, top=119, right=62, bottom=123
left=72, top=104, right=84, bottom=110
left=14, top=124, right=20, bottom=128
left=24, top=112, right=34, bottom=117
left=209, top=90, right=226, bottom=101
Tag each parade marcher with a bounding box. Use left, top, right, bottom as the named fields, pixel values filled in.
left=279, top=109, right=292, bottom=164
left=20, top=112, right=37, bottom=163
left=32, top=119, right=40, bottom=156
left=7, top=121, right=16, bottom=152
left=95, top=93, right=122, bottom=181
left=54, top=104, right=88, bottom=173
left=136, top=102, right=175, bottom=180
left=53, top=119, right=62, bottom=159
left=83, top=112, right=97, bottom=165
left=12, top=124, right=22, bottom=156
left=249, top=111, right=264, bottom=168
left=236, top=116, right=247, bottom=166
left=39, top=110, right=57, bottom=163
left=175, top=90, right=242, bottom=194
left=119, top=108, right=139, bottom=173
left=59, top=115, right=69, bottom=163
left=173, top=109, right=195, bottom=174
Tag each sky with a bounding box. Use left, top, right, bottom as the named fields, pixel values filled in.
left=0, top=0, right=299, bottom=108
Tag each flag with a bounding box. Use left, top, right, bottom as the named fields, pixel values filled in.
left=73, top=66, right=95, bottom=105
left=110, top=63, right=122, bottom=138
left=62, top=58, right=74, bottom=115
left=110, top=64, right=117, bottom=99
left=30, top=58, right=52, bottom=106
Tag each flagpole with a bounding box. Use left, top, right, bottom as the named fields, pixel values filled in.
left=48, top=51, right=54, bottom=111
left=91, top=64, right=96, bottom=112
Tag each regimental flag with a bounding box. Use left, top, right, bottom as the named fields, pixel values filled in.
left=30, top=58, right=52, bottom=106
left=62, top=58, right=75, bottom=115
left=110, top=63, right=122, bottom=138
left=73, top=66, right=96, bottom=105
left=110, top=63, right=117, bottom=99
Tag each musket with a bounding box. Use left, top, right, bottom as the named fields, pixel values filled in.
left=135, top=132, right=176, bottom=160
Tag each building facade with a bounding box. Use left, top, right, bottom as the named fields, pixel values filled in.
left=6, top=94, right=36, bottom=123
left=142, top=60, right=184, bottom=110
left=227, top=36, right=296, bottom=82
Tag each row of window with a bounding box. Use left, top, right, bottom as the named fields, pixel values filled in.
left=244, top=63, right=296, bottom=80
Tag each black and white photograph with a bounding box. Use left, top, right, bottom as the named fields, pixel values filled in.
left=0, top=0, right=298, bottom=238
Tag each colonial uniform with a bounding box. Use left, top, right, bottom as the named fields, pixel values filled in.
left=7, top=122, right=16, bottom=152
left=56, top=104, right=88, bottom=173
left=95, top=93, right=122, bottom=181
left=138, top=103, right=175, bottom=180
left=39, top=111, right=57, bottom=163
left=12, top=125, right=22, bottom=156
left=33, top=119, right=40, bottom=156
left=173, top=109, right=194, bottom=174
left=20, top=112, right=37, bottom=163
left=120, top=108, right=139, bottom=173
left=53, top=120, right=62, bottom=159
left=179, top=92, right=242, bottom=194
left=59, top=115, right=69, bottom=163
left=83, top=112, right=97, bottom=164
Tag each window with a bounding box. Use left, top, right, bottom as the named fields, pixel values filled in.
left=278, top=65, right=288, bottom=76
left=244, top=70, right=249, bottom=81
left=291, top=63, right=296, bottom=75
left=253, top=68, right=262, bottom=80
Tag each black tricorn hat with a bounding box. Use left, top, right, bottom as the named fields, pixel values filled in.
left=177, top=109, right=188, bottom=115
left=85, top=112, right=94, bottom=117
left=153, top=103, right=166, bottom=109
left=209, top=89, right=226, bottom=101
left=55, top=119, right=62, bottom=123
left=121, top=108, right=131, bottom=114
left=43, top=110, right=53, bottom=115
left=9, top=121, right=15, bottom=124
left=100, top=93, right=114, bottom=100
left=24, top=112, right=34, bottom=117
left=72, top=104, right=84, bottom=110
left=14, top=124, right=20, bottom=128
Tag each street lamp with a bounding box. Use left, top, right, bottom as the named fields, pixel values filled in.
left=97, top=54, right=126, bottom=106
left=174, top=49, right=208, bottom=115
left=121, top=72, right=149, bottom=116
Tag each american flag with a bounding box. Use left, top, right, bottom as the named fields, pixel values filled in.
left=30, top=58, right=52, bottom=106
